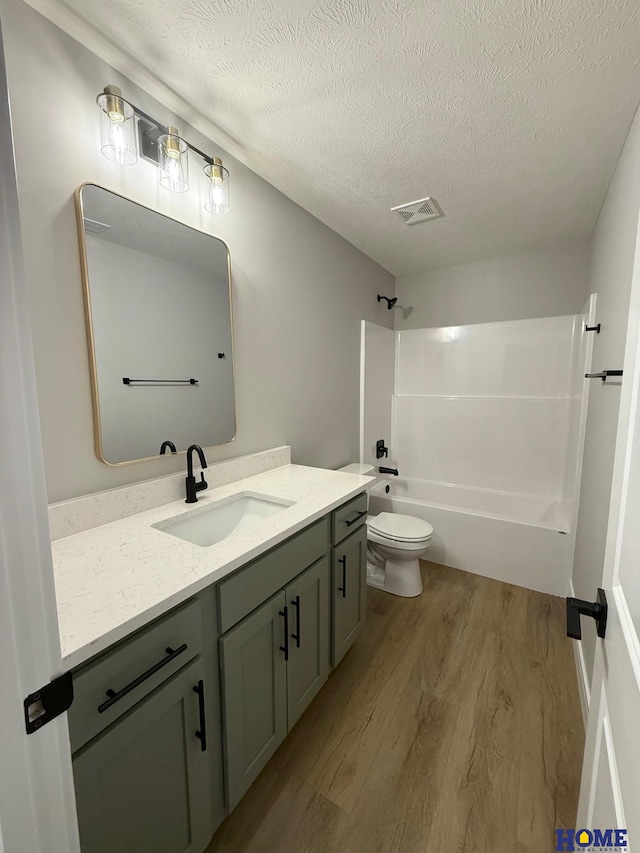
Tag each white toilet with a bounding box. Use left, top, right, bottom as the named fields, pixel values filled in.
left=338, top=464, right=434, bottom=598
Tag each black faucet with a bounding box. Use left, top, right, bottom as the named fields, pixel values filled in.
left=185, top=445, right=208, bottom=503
left=379, top=466, right=399, bottom=476
left=160, top=440, right=177, bottom=455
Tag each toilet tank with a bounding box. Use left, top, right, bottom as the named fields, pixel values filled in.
left=337, top=463, right=380, bottom=494
left=338, top=463, right=376, bottom=476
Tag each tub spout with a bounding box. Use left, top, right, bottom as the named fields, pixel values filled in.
left=379, top=466, right=399, bottom=476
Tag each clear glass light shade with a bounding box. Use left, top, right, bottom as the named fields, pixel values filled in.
left=158, top=129, right=189, bottom=193
left=97, top=89, right=137, bottom=166
left=204, top=159, right=230, bottom=214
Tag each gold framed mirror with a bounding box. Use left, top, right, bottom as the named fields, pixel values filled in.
left=75, top=183, right=236, bottom=465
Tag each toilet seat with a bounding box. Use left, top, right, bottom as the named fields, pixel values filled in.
left=367, top=512, right=433, bottom=543
left=368, top=528, right=431, bottom=552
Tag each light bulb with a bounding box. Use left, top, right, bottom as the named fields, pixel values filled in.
left=158, top=127, right=189, bottom=192
left=204, top=158, right=230, bottom=214
left=97, top=85, right=137, bottom=165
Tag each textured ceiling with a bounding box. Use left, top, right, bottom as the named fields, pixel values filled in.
left=59, top=0, right=640, bottom=274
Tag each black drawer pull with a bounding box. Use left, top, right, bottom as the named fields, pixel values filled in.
left=279, top=607, right=289, bottom=661
left=345, top=510, right=367, bottom=527
left=97, top=643, right=188, bottom=714
left=338, top=556, right=347, bottom=598
left=291, top=595, right=301, bottom=648
left=193, top=680, right=207, bottom=752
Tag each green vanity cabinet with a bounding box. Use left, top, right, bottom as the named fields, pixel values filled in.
left=332, top=517, right=368, bottom=666
left=219, top=591, right=288, bottom=810
left=69, top=595, right=224, bottom=853
left=285, top=555, right=330, bottom=728
left=73, top=658, right=212, bottom=853
left=198, top=586, right=226, bottom=834
left=68, top=493, right=367, bottom=849
left=219, top=555, right=331, bottom=810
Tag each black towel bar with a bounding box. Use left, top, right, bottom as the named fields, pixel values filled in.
left=123, top=377, right=198, bottom=386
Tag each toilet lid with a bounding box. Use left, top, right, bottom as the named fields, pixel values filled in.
left=367, top=512, right=433, bottom=541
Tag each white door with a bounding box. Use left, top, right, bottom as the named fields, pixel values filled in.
left=574, top=213, right=640, bottom=849
left=0, top=19, right=80, bottom=853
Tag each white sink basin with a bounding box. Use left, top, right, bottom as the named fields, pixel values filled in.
left=152, top=492, right=295, bottom=547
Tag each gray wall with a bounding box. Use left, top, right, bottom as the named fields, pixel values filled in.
left=572, top=105, right=640, bottom=686
left=394, top=241, right=590, bottom=330
left=2, top=0, right=394, bottom=502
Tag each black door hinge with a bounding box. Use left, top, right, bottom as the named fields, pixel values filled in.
left=24, top=671, right=73, bottom=734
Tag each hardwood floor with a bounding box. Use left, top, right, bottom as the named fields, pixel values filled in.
left=206, top=561, right=584, bottom=853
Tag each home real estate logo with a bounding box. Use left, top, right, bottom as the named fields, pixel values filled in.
left=555, top=828, right=628, bottom=851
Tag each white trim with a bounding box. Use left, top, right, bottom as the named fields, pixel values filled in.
left=0, top=20, right=80, bottom=853
left=567, top=293, right=597, bottom=531
left=602, top=201, right=640, bottom=591
left=569, top=579, right=591, bottom=728
left=359, top=321, right=366, bottom=464
left=603, top=714, right=627, bottom=828
left=613, top=584, right=640, bottom=690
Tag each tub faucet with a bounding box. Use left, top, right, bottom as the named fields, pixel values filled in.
left=379, top=466, right=399, bottom=476
left=185, top=444, right=208, bottom=503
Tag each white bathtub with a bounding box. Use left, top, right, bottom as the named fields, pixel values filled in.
left=368, top=478, right=573, bottom=596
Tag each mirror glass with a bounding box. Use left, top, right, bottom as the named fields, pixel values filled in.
left=77, top=184, right=235, bottom=465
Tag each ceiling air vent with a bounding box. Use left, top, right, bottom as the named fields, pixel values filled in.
left=391, top=196, right=444, bottom=226
left=83, top=217, right=111, bottom=234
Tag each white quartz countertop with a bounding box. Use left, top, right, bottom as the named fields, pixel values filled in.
left=52, top=464, right=373, bottom=670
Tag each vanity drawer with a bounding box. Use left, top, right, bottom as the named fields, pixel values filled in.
left=69, top=597, right=203, bottom=753
left=332, top=492, right=368, bottom=545
left=217, top=517, right=330, bottom=633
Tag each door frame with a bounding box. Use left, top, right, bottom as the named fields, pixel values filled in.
left=0, top=16, right=80, bottom=853
left=576, top=175, right=640, bottom=833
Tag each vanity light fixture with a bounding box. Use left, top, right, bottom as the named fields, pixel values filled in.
left=204, top=157, right=229, bottom=215
left=96, top=84, right=230, bottom=212
left=158, top=126, right=189, bottom=193
left=96, top=85, right=137, bottom=166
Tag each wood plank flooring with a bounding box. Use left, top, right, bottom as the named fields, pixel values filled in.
left=206, top=561, right=584, bottom=853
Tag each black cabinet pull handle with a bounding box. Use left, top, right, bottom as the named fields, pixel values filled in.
left=98, top=643, right=188, bottom=713
left=193, top=679, right=207, bottom=752
left=291, top=596, right=301, bottom=648
left=566, top=589, right=608, bottom=640
left=338, top=556, right=347, bottom=598
left=345, top=510, right=367, bottom=527
left=279, top=607, right=289, bottom=661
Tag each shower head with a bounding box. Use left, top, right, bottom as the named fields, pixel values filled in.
left=378, top=294, right=398, bottom=310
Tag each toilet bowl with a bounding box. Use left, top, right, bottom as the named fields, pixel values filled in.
left=367, top=512, right=433, bottom=597
left=338, top=464, right=434, bottom=598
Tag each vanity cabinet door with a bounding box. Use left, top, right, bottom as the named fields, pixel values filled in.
left=219, top=591, right=288, bottom=810
left=332, top=524, right=368, bottom=666
left=285, top=556, right=330, bottom=730
left=72, top=658, right=212, bottom=853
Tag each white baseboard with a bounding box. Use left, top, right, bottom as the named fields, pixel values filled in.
left=569, top=579, right=591, bottom=729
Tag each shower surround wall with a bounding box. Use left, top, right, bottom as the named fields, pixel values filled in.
left=361, top=313, right=593, bottom=595
left=395, top=316, right=577, bottom=506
